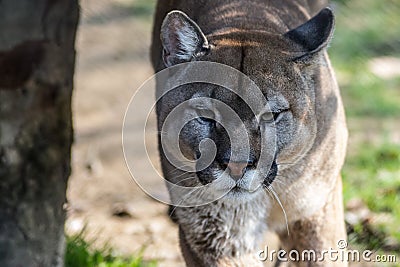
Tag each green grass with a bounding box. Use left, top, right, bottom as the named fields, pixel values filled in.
left=342, top=143, right=400, bottom=246
left=65, top=235, right=157, bottom=267
left=330, top=0, right=400, bottom=117
left=331, top=0, right=400, bottom=258
left=130, top=0, right=157, bottom=18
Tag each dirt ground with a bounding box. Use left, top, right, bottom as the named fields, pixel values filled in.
left=65, top=1, right=398, bottom=266
left=65, top=0, right=185, bottom=266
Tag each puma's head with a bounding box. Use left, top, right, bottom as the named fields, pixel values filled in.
left=158, top=8, right=335, bottom=201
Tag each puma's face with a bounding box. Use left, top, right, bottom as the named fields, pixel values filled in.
left=158, top=9, right=334, bottom=198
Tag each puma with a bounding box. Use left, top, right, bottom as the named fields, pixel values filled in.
left=150, top=0, right=348, bottom=266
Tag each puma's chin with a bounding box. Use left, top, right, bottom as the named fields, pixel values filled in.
left=220, top=183, right=264, bottom=203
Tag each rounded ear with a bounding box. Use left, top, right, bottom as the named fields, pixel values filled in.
left=284, top=7, right=335, bottom=59
left=161, top=11, right=209, bottom=67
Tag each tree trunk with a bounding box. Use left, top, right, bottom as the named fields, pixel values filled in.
left=0, top=1, right=79, bottom=266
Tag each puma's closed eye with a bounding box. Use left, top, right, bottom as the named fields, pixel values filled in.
left=259, top=112, right=274, bottom=123
left=259, top=109, right=288, bottom=123
left=196, top=108, right=215, bottom=122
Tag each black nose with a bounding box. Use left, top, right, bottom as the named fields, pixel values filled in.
left=222, top=160, right=255, bottom=181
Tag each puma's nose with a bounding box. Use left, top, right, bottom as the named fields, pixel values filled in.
left=223, top=161, right=254, bottom=181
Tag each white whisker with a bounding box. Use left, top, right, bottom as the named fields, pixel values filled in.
left=267, top=185, right=290, bottom=236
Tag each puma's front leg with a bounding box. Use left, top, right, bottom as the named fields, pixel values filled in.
left=179, top=227, right=207, bottom=267
left=277, top=177, right=348, bottom=267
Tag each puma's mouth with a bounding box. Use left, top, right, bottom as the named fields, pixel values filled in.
left=231, top=184, right=246, bottom=192
left=229, top=178, right=261, bottom=193
left=223, top=182, right=264, bottom=202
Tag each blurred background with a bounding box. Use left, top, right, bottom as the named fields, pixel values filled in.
left=65, top=0, right=400, bottom=266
